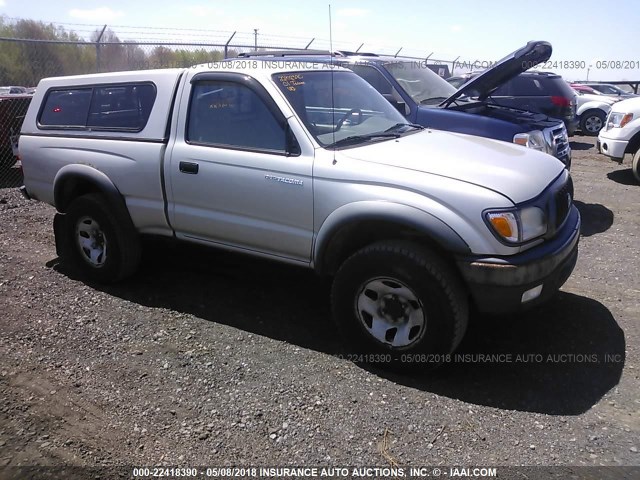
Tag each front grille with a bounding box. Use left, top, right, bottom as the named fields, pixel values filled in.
left=546, top=124, right=570, bottom=161
left=554, top=175, right=573, bottom=229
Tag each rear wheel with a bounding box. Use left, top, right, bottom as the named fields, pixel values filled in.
left=580, top=109, right=605, bottom=136
left=59, top=193, right=141, bottom=282
left=331, top=241, right=468, bottom=368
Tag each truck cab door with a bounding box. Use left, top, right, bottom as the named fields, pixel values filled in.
left=165, top=72, right=314, bottom=264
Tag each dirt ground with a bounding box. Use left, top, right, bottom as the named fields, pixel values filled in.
left=0, top=135, right=639, bottom=478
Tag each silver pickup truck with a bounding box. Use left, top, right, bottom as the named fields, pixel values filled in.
left=19, top=62, right=581, bottom=364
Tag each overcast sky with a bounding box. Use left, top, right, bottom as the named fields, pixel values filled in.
left=1, top=0, right=639, bottom=81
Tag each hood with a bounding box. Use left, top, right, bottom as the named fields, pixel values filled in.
left=441, top=41, right=552, bottom=107
left=337, top=129, right=564, bottom=204
left=610, top=95, right=640, bottom=113
left=575, top=92, right=618, bottom=105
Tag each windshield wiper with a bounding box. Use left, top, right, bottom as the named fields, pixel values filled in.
left=384, top=123, right=425, bottom=133
left=328, top=123, right=425, bottom=148
left=328, top=133, right=400, bottom=148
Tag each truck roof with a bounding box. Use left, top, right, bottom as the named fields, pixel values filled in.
left=23, top=62, right=351, bottom=141
left=35, top=61, right=348, bottom=88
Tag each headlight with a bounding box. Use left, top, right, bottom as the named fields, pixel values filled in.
left=513, top=130, right=551, bottom=154
left=606, top=112, right=633, bottom=130
left=486, top=206, right=547, bottom=244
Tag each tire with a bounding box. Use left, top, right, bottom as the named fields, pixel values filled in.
left=579, top=109, right=605, bottom=136
left=633, top=149, right=640, bottom=183
left=331, top=241, right=468, bottom=367
left=59, top=193, right=141, bottom=282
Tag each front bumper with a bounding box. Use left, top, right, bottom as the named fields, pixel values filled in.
left=456, top=206, right=580, bottom=314
left=597, top=134, right=629, bottom=161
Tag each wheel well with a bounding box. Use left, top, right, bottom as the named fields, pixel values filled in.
left=55, top=177, right=106, bottom=212
left=625, top=130, right=640, bottom=155
left=580, top=108, right=605, bottom=119
left=317, top=220, right=452, bottom=277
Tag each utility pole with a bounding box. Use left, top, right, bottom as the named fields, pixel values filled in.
left=254, top=29, right=258, bottom=50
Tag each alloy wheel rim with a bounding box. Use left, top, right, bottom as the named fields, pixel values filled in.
left=585, top=116, right=603, bottom=133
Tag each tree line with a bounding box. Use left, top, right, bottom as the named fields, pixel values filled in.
left=0, top=18, right=237, bottom=86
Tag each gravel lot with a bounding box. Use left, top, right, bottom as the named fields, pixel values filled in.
left=0, top=135, right=639, bottom=477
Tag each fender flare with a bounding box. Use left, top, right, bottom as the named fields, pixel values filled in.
left=313, top=201, right=471, bottom=274
left=53, top=164, right=127, bottom=214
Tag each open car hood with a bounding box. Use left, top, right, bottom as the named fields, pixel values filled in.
left=441, top=41, right=552, bottom=107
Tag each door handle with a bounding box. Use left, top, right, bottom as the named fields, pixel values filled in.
left=179, top=161, right=199, bottom=174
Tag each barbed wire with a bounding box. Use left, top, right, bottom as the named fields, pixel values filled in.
left=0, top=15, right=460, bottom=61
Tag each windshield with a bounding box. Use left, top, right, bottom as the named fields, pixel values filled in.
left=384, top=61, right=457, bottom=105
left=598, top=85, right=625, bottom=95
left=273, top=70, right=410, bottom=147
left=447, top=76, right=472, bottom=89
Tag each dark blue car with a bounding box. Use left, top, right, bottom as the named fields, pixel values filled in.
left=238, top=41, right=572, bottom=167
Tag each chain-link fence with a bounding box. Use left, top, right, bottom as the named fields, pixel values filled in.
left=0, top=30, right=459, bottom=188
left=0, top=93, right=29, bottom=188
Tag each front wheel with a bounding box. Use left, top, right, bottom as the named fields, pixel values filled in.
left=331, top=241, right=468, bottom=367
left=60, top=193, right=141, bottom=282
left=580, top=109, right=605, bottom=136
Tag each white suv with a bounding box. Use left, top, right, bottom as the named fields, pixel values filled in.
left=598, top=96, right=640, bottom=181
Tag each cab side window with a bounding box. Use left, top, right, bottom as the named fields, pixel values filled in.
left=38, top=83, right=156, bottom=130
left=88, top=84, right=156, bottom=129
left=187, top=81, right=287, bottom=153
left=40, top=89, right=92, bottom=127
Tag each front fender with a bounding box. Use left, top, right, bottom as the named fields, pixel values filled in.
left=313, top=200, right=471, bottom=271
left=577, top=101, right=611, bottom=117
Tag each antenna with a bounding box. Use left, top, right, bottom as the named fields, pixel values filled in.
left=329, top=4, right=337, bottom=162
